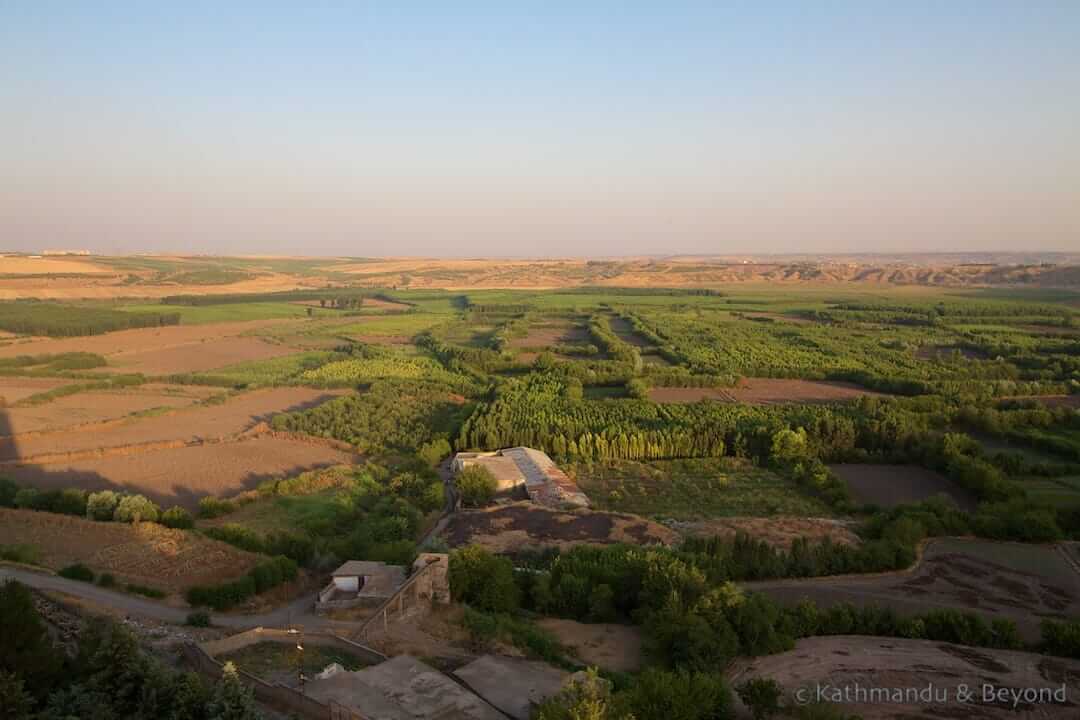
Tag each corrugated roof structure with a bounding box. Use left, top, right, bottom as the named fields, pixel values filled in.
left=452, top=447, right=589, bottom=509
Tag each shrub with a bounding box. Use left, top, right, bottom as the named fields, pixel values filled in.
left=96, top=573, right=116, bottom=588
left=185, top=612, right=212, bottom=627
left=160, top=506, right=194, bottom=529
left=618, top=668, right=733, bottom=720
left=86, top=490, right=122, bottom=521
left=455, top=465, right=498, bottom=507
left=0, top=544, right=40, bottom=565
left=52, top=488, right=88, bottom=516
left=198, top=496, right=236, bottom=519
left=1041, top=618, right=1080, bottom=658
left=125, top=583, right=166, bottom=598
left=417, top=437, right=452, bottom=466
left=186, top=556, right=296, bottom=610
left=737, top=678, right=783, bottom=720
left=13, top=488, right=39, bottom=510
left=449, top=545, right=519, bottom=613
left=113, top=494, right=160, bottom=523
left=58, top=563, right=95, bottom=583
left=186, top=575, right=257, bottom=610
left=0, top=477, right=19, bottom=507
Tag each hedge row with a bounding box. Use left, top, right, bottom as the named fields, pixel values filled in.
left=185, top=555, right=298, bottom=610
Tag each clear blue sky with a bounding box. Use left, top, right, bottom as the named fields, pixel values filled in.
left=2, top=2, right=1077, bottom=256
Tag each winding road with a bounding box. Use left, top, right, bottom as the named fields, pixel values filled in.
left=0, top=565, right=364, bottom=632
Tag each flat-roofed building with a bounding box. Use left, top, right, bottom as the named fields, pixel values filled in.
left=451, top=446, right=589, bottom=509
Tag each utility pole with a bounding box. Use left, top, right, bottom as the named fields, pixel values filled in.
left=296, top=632, right=306, bottom=695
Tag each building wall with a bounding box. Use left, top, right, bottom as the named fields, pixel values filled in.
left=334, top=576, right=359, bottom=593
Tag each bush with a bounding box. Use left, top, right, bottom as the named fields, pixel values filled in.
left=455, top=465, right=498, bottom=507
left=160, top=506, right=194, bottom=529
left=0, top=477, right=19, bottom=507
left=58, top=563, right=95, bottom=583
left=186, top=556, right=296, bottom=610
left=449, top=545, right=519, bottom=613
left=13, top=488, right=39, bottom=510
left=113, top=494, right=160, bottom=523
left=617, top=668, right=733, bottom=720
left=125, top=583, right=166, bottom=598
left=185, top=612, right=212, bottom=627
left=1041, top=618, right=1080, bottom=658
left=737, top=678, right=783, bottom=720
left=417, top=437, right=452, bottom=466
left=97, top=573, right=116, bottom=588
left=197, top=496, right=236, bottom=519
left=0, top=544, right=40, bottom=565
left=52, top=488, right=88, bottom=516
left=86, top=490, right=122, bottom=521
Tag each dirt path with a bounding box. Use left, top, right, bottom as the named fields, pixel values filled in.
left=0, top=564, right=360, bottom=633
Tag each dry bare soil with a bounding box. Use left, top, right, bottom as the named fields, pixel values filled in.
left=536, top=618, right=643, bottom=673
left=830, top=463, right=978, bottom=511
left=747, top=538, right=1080, bottom=642
left=0, top=377, right=77, bottom=405
left=441, top=501, right=678, bottom=553
left=0, top=385, right=208, bottom=436
left=0, top=386, right=346, bottom=461
left=648, top=378, right=884, bottom=405
left=674, top=516, right=860, bottom=549
left=728, top=635, right=1080, bottom=720
left=0, top=320, right=299, bottom=375
left=0, top=507, right=260, bottom=594
left=7, top=435, right=358, bottom=510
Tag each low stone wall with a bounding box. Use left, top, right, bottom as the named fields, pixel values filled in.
left=181, top=642, right=336, bottom=720
left=200, top=626, right=386, bottom=666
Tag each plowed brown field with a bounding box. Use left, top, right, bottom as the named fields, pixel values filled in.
left=0, top=320, right=300, bottom=375
left=1, top=387, right=204, bottom=436
left=6, top=435, right=358, bottom=509
left=649, top=378, right=883, bottom=405
left=0, top=386, right=345, bottom=460
left=0, top=507, right=260, bottom=593
left=0, top=377, right=76, bottom=405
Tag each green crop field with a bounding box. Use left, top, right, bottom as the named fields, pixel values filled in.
left=567, top=457, right=835, bottom=518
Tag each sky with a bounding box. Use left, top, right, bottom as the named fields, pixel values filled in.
left=1, top=2, right=1077, bottom=257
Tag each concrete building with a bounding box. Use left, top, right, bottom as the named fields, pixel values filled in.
left=451, top=446, right=589, bottom=509
left=316, top=561, right=406, bottom=612
left=304, top=654, right=505, bottom=720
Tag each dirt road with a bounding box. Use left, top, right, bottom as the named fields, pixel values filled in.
left=0, top=565, right=360, bottom=633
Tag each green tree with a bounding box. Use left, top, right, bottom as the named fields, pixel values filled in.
left=535, top=668, right=629, bottom=720
left=86, top=490, right=122, bottom=521
left=113, top=494, right=160, bottom=523
left=0, top=672, right=33, bottom=720
left=0, top=581, right=60, bottom=698
left=449, top=545, right=519, bottom=612
left=0, top=477, right=18, bottom=508
left=456, top=465, right=498, bottom=507
left=736, top=678, right=782, bottom=720
left=208, top=661, right=261, bottom=720
left=160, top=506, right=194, bottom=529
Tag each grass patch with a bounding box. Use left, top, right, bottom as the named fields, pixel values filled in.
left=568, top=458, right=835, bottom=519
left=219, top=641, right=374, bottom=680
left=119, top=302, right=339, bottom=324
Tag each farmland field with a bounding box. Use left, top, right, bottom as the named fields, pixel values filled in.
left=648, top=378, right=885, bottom=404
left=830, top=464, right=978, bottom=511
left=6, top=435, right=359, bottom=509
left=441, top=501, right=679, bottom=552
left=0, top=507, right=260, bottom=594
left=1, top=386, right=347, bottom=460
left=748, top=538, right=1080, bottom=641
left=0, top=386, right=208, bottom=435
left=729, top=636, right=1080, bottom=720
left=567, top=457, right=835, bottom=518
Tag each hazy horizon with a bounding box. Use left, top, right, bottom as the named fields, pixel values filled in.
left=3, top=3, right=1077, bottom=257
